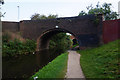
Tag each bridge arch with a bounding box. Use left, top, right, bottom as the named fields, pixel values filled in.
left=36, top=28, right=78, bottom=51
left=17, top=14, right=103, bottom=51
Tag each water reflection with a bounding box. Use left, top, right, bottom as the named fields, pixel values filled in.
left=2, top=49, right=63, bottom=79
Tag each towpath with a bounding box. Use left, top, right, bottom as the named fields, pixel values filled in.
left=65, top=50, right=85, bottom=79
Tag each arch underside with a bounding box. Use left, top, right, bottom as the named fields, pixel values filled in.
left=37, top=28, right=77, bottom=51
left=37, top=28, right=100, bottom=51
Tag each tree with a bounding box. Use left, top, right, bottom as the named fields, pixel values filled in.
left=78, top=2, right=118, bottom=20
left=78, top=11, right=87, bottom=16
left=49, top=33, right=72, bottom=52
left=30, top=13, right=58, bottom=20
left=47, top=14, right=58, bottom=19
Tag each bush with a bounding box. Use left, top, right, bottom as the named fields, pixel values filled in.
left=24, top=39, right=36, bottom=53
left=2, top=38, right=36, bottom=57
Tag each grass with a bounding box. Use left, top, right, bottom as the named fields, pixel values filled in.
left=77, top=40, right=119, bottom=78
left=72, top=44, right=79, bottom=48
left=30, top=52, right=68, bottom=79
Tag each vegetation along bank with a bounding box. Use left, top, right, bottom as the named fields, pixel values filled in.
left=30, top=52, right=68, bottom=79
left=77, top=40, right=119, bottom=78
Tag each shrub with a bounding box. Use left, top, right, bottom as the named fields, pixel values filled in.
left=24, top=39, right=36, bottom=53
left=2, top=38, right=36, bottom=57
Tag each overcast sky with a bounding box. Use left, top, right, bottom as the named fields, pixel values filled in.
left=1, top=0, right=119, bottom=22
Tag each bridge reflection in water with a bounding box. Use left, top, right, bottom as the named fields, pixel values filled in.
left=2, top=49, right=63, bottom=79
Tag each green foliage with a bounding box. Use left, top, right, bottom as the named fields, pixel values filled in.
left=30, top=13, right=58, bottom=20
left=31, top=52, right=68, bottom=79
left=78, top=11, right=87, bottom=16
left=24, top=39, right=36, bottom=53
left=2, top=38, right=36, bottom=57
left=47, top=14, right=58, bottom=19
left=78, top=2, right=118, bottom=20
left=72, top=44, right=79, bottom=48
left=49, top=33, right=72, bottom=52
left=49, top=40, right=56, bottom=49
left=77, top=40, right=119, bottom=78
left=3, top=39, right=23, bottom=57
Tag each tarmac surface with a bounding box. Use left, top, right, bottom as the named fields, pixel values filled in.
left=65, top=50, right=85, bottom=79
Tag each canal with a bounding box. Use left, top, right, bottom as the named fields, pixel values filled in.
left=2, top=49, right=63, bottom=79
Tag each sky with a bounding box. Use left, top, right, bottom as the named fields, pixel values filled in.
left=1, top=0, right=119, bottom=22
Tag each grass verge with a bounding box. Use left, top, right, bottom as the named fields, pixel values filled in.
left=30, top=52, right=68, bottom=79
left=77, top=40, right=119, bottom=78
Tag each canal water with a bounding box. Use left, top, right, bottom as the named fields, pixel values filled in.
left=2, top=49, right=63, bottom=79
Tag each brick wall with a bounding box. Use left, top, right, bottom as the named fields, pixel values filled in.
left=2, top=21, right=19, bottom=32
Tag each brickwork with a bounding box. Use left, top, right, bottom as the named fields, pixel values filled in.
left=2, top=21, right=19, bottom=32
left=2, top=14, right=103, bottom=51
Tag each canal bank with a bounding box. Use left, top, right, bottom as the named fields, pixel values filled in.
left=77, top=40, right=119, bottom=78
left=31, top=52, right=68, bottom=79
left=31, top=50, right=85, bottom=79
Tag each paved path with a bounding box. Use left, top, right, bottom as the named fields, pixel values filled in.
left=65, top=50, right=85, bottom=79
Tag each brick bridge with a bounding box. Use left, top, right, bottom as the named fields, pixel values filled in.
left=2, top=14, right=103, bottom=51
